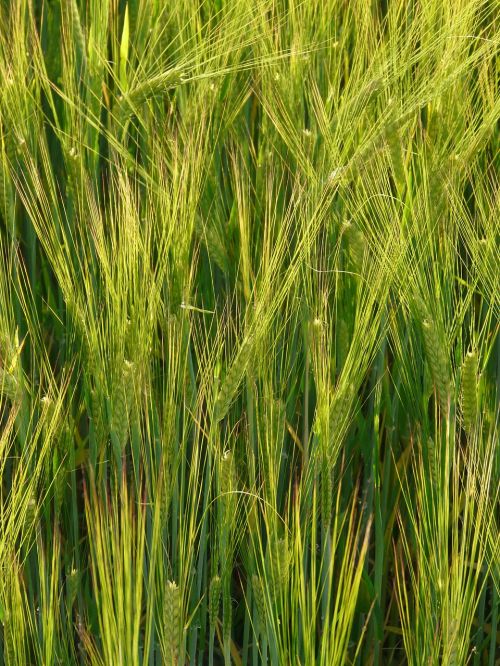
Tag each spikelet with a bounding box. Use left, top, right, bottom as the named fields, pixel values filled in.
left=209, top=576, right=221, bottom=629
left=163, top=580, right=181, bottom=665
left=66, top=568, right=80, bottom=609
left=214, top=334, right=255, bottom=422
left=252, top=574, right=266, bottom=630
left=422, top=318, right=450, bottom=413
left=461, top=351, right=478, bottom=433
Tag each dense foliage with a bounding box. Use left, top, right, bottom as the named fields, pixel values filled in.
left=0, top=1, right=498, bottom=664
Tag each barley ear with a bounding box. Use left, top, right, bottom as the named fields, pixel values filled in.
left=426, top=436, right=438, bottom=490
left=163, top=580, right=181, bottom=665
left=2, top=611, right=15, bottom=666
left=321, top=462, right=333, bottom=530
left=214, top=334, right=254, bottom=422
left=252, top=574, right=266, bottom=631
left=422, top=318, right=450, bottom=413
left=66, top=568, right=80, bottom=610
left=461, top=351, right=478, bottom=433
left=209, top=576, right=221, bottom=629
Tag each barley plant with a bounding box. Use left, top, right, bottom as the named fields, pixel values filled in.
left=0, top=1, right=498, bottom=664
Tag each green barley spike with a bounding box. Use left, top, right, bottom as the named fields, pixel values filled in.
left=385, top=128, right=405, bottom=188
left=0, top=133, right=14, bottom=226
left=321, top=462, right=333, bottom=530
left=214, top=334, right=255, bottom=422
left=25, top=496, right=37, bottom=532
left=111, top=361, right=135, bottom=452
left=67, top=0, right=87, bottom=79
left=220, top=449, right=236, bottom=525
left=117, top=69, right=185, bottom=124
left=447, top=618, right=459, bottom=666
left=461, top=351, right=478, bottom=433
left=66, top=568, right=79, bottom=609
left=422, top=318, right=450, bottom=413
left=329, top=382, right=354, bottom=442
left=163, top=581, right=181, bottom=665
left=220, top=450, right=235, bottom=495
left=222, top=577, right=232, bottom=646
left=201, top=223, right=230, bottom=275
left=0, top=368, right=20, bottom=402
left=111, top=377, right=128, bottom=452
left=2, top=612, right=14, bottom=666
left=252, top=574, right=266, bottom=630
left=53, top=447, right=66, bottom=514
left=426, top=437, right=438, bottom=490
left=268, top=538, right=289, bottom=601
left=209, top=576, right=221, bottom=628
left=344, top=223, right=365, bottom=274
left=90, top=388, right=106, bottom=446
left=336, top=318, right=349, bottom=372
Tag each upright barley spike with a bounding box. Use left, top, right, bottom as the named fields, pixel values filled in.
left=267, top=538, right=289, bottom=602
left=426, top=436, right=438, bottom=490
left=219, top=449, right=236, bottom=526
left=2, top=612, right=15, bottom=666
left=163, top=580, right=181, bottom=665
left=222, top=577, right=232, bottom=654
left=90, top=388, right=107, bottom=446
left=214, top=334, right=255, bottom=422
left=209, top=576, right=221, bottom=629
left=321, top=461, right=333, bottom=530
left=252, top=574, right=266, bottom=631
left=66, top=568, right=80, bottom=610
left=344, top=223, right=366, bottom=274
left=67, top=0, right=87, bottom=77
left=111, top=360, right=135, bottom=453
left=461, top=351, right=478, bottom=433
left=422, top=318, right=450, bottom=413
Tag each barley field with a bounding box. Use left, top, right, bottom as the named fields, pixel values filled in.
left=0, top=1, right=498, bottom=664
